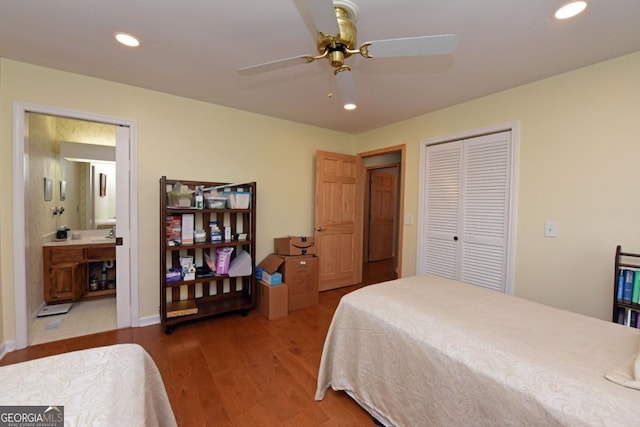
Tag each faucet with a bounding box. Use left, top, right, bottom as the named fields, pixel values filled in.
left=107, top=225, right=116, bottom=239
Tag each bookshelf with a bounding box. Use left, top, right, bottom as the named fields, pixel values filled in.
left=613, top=245, right=640, bottom=327
left=159, top=177, right=256, bottom=334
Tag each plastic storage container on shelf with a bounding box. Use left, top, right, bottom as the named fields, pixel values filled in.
left=168, top=191, right=193, bottom=208
left=223, top=191, right=252, bottom=209
left=205, top=197, right=227, bottom=209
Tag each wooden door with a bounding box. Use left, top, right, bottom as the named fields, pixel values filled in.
left=368, top=170, right=395, bottom=261
left=315, top=151, right=363, bottom=291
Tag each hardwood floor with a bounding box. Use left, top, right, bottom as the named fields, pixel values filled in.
left=1, top=284, right=377, bottom=426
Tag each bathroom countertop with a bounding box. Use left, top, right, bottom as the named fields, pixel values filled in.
left=43, top=231, right=117, bottom=247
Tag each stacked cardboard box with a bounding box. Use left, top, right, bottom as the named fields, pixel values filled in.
left=257, top=236, right=319, bottom=315
left=274, top=236, right=316, bottom=256
left=257, top=282, right=288, bottom=320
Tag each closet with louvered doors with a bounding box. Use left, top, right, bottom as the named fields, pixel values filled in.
left=419, top=131, right=514, bottom=293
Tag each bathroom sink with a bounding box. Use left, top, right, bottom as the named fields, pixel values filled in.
left=90, top=237, right=116, bottom=242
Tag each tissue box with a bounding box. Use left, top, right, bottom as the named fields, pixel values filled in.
left=261, top=271, right=282, bottom=286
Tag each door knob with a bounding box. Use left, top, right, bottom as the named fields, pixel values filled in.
left=316, top=227, right=324, bottom=232
left=453, top=236, right=458, bottom=241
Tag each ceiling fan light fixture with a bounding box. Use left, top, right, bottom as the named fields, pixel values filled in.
left=554, top=1, right=587, bottom=20
left=115, top=32, right=140, bottom=47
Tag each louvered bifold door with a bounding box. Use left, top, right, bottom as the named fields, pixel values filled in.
left=459, top=131, right=511, bottom=292
left=422, top=141, right=463, bottom=279
left=421, top=131, right=512, bottom=293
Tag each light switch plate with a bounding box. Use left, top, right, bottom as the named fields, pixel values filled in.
left=544, top=221, right=558, bottom=238
left=404, top=215, right=414, bottom=225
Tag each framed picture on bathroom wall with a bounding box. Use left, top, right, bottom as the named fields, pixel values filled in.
left=60, top=180, right=66, bottom=201
left=99, top=173, right=107, bottom=197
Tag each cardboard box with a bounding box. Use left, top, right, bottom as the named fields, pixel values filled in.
left=258, top=282, right=288, bottom=320
left=257, top=254, right=284, bottom=285
left=258, top=253, right=318, bottom=311
left=274, top=236, right=315, bottom=256
left=258, top=254, right=285, bottom=276
left=279, top=255, right=319, bottom=311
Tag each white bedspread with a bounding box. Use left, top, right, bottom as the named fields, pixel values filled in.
left=0, top=344, right=176, bottom=427
left=315, top=275, right=640, bottom=426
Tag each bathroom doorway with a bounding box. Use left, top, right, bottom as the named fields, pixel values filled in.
left=12, top=102, right=138, bottom=350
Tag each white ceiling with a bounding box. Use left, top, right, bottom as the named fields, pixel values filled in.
left=1, top=1, right=639, bottom=134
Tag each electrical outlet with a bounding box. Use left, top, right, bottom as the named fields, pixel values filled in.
left=544, top=221, right=558, bottom=238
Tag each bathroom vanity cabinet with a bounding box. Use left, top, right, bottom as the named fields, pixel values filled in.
left=43, top=242, right=116, bottom=303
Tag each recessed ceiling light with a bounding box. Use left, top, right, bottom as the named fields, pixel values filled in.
left=115, top=32, right=140, bottom=47
left=554, top=1, right=587, bottom=20
left=344, top=103, right=357, bottom=111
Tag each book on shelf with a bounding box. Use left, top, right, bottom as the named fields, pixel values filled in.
left=633, top=272, right=640, bottom=304
left=617, top=269, right=625, bottom=300
left=166, top=300, right=198, bottom=318
left=628, top=309, right=638, bottom=328
left=623, top=269, right=635, bottom=302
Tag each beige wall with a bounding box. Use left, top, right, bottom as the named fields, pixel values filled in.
left=2, top=51, right=639, bottom=346
left=0, top=58, right=354, bottom=344
left=356, top=51, right=640, bottom=321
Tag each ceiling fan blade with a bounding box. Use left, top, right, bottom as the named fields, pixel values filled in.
left=335, top=68, right=358, bottom=109
left=365, top=34, right=458, bottom=58
left=237, top=55, right=313, bottom=76
left=301, top=0, right=340, bottom=35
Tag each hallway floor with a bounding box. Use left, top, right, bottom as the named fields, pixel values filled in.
left=362, top=257, right=398, bottom=285
left=30, top=297, right=116, bottom=345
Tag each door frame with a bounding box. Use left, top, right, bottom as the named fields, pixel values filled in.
left=417, top=121, right=519, bottom=294
left=12, top=101, right=139, bottom=350
left=358, top=145, right=406, bottom=277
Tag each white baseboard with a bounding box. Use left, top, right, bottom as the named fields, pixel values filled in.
left=138, top=314, right=160, bottom=327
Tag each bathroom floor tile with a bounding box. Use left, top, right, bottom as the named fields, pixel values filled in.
left=29, top=298, right=116, bottom=346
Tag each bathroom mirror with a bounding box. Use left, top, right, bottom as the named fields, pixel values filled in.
left=59, top=141, right=116, bottom=230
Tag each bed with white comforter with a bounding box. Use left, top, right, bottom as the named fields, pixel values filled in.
left=0, top=343, right=176, bottom=426
left=315, top=275, right=640, bottom=426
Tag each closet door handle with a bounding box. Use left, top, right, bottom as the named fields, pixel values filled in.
left=453, top=236, right=458, bottom=241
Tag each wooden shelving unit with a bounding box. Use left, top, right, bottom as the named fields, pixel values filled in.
left=612, top=245, right=640, bottom=325
left=159, top=177, right=256, bottom=334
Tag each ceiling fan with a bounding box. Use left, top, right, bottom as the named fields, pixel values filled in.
left=237, top=0, right=458, bottom=110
